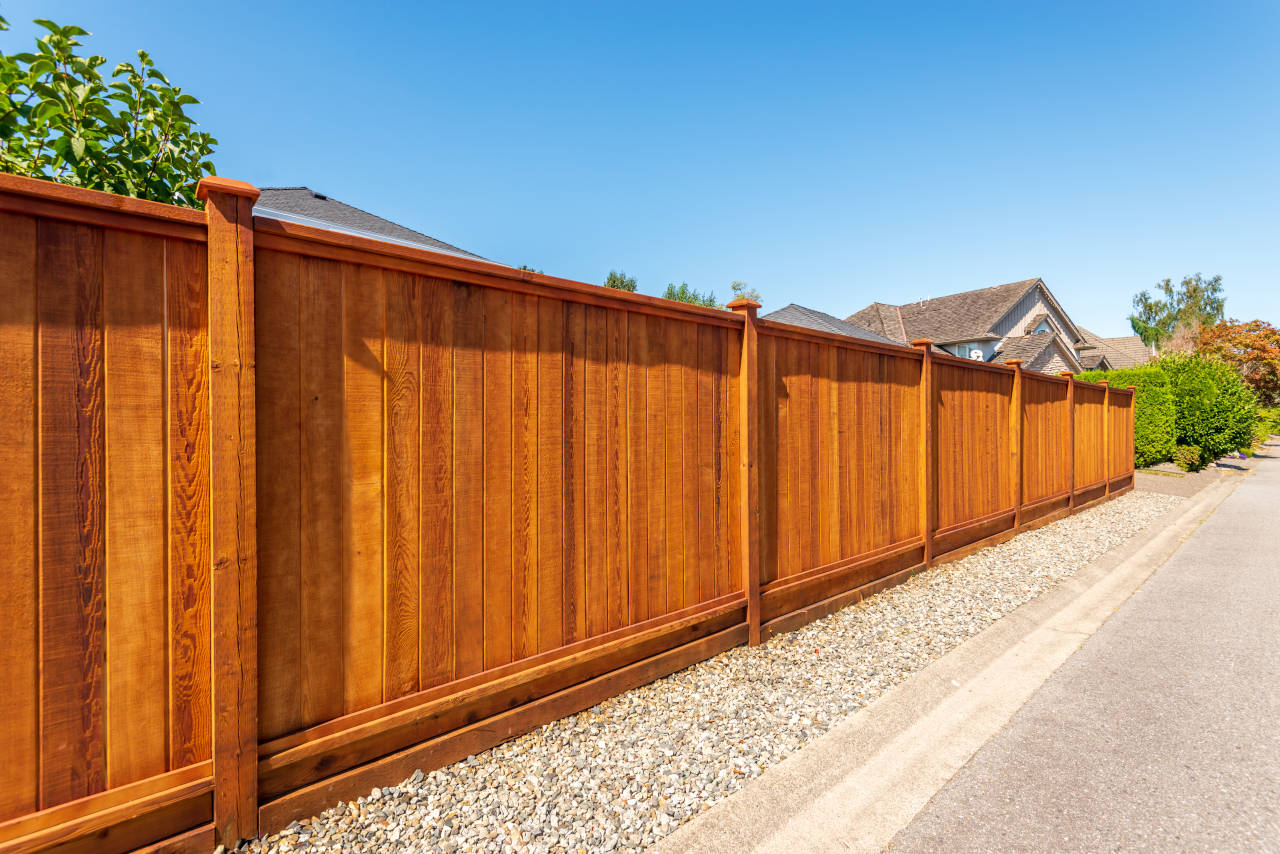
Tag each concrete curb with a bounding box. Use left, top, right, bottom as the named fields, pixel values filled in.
left=652, top=476, right=1246, bottom=854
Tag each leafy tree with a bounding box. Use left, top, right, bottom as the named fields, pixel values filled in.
left=1077, top=365, right=1176, bottom=467
left=730, top=280, right=761, bottom=303
left=0, top=15, right=217, bottom=207
left=603, top=270, right=637, bottom=292
left=1128, top=274, right=1225, bottom=348
left=1196, top=319, right=1280, bottom=406
left=662, top=282, right=720, bottom=309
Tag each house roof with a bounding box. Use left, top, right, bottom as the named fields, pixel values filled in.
left=254, top=187, right=485, bottom=261
left=1077, top=327, right=1154, bottom=369
left=996, top=332, right=1084, bottom=373
left=762, top=303, right=901, bottom=347
left=848, top=278, right=1047, bottom=345
left=996, top=332, right=1057, bottom=364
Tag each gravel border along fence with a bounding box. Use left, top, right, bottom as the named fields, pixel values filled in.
left=246, top=489, right=1183, bottom=854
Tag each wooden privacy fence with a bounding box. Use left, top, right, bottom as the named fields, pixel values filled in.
left=0, top=173, right=1135, bottom=853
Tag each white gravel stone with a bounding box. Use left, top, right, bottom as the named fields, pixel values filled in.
left=245, top=490, right=1181, bottom=853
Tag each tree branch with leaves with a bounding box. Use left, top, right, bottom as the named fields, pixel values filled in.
left=0, top=16, right=216, bottom=206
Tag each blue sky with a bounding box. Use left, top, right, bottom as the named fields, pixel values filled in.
left=4, top=1, right=1277, bottom=335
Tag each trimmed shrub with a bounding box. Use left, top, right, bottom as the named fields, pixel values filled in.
left=1173, top=444, right=1203, bottom=472
left=1077, top=365, right=1176, bottom=468
left=1156, top=353, right=1258, bottom=460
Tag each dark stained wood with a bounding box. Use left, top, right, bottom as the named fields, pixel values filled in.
left=38, top=219, right=107, bottom=808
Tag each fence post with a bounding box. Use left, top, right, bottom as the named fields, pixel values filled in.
left=198, top=176, right=261, bottom=847
left=1127, top=385, right=1137, bottom=477
left=728, top=298, right=762, bottom=646
left=912, top=340, right=936, bottom=565
left=1060, top=372, right=1075, bottom=509
left=1005, top=359, right=1023, bottom=528
left=1099, top=380, right=1110, bottom=496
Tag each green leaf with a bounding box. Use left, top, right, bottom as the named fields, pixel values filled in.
left=70, top=135, right=85, bottom=161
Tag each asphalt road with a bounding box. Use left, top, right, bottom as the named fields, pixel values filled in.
left=889, top=457, right=1280, bottom=853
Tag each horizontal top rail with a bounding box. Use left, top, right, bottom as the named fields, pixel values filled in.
left=931, top=348, right=1017, bottom=375
left=253, top=215, right=747, bottom=329
left=0, top=172, right=207, bottom=242
left=1071, top=377, right=1112, bottom=392
left=755, top=317, right=925, bottom=359
left=1022, top=370, right=1070, bottom=385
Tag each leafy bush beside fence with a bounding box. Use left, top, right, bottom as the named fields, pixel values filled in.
left=1157, top=353, right=1257, bottom=460
left=1078, top=365, right=1176, bottom=467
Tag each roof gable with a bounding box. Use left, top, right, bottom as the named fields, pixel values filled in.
left=849, top=278, right=1041, bottom=345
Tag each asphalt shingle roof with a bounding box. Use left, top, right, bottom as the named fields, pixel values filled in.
left=1077, top=326, right=1154, bottom=369
left=762, top=303, right=901, bottom=347
left=848, top=278, right=1042, bottom=345
left=254, top=187, right=485, bottom=260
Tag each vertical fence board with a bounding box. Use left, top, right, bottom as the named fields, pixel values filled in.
left=585, top=307, right=609, bottom=636
left=38, top=220, right=107, bottom=807
left=453, top=284, right=485, bottom=676
left=298, top=257, right=344, bottom=725
left=103, top=230, right=168, bottom=787
left=564, top=303, right=588, bottom=643
left=0, top=211, right=38, bottom=820
left=537, top=297, right=565, bottom=652
left=645, top=316, right=667, bottom=615
left=483, top=288, right=514, bottom=670
left=341, top=265, right=385, bottom=713
left=604, top=311, right=628, bottom=632
left=626, top=314, right=648, bottom=624
left=511, top=293, right=540, bottom=659
left=384, top=272, right=421, bottom=700
left=166, top=237, right=212, bottom=769
left=419, top=278, right=454, bottom=688
left=255, top=250, right=303, bottom=740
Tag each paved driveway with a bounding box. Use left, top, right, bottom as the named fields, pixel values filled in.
left=889, top=457, right=1280, bottom=852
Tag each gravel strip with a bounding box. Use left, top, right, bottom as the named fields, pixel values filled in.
left=247, top=490, right=1182, bottom=854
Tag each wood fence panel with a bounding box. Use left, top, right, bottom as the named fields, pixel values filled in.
left=1022, top=373, right=1071, bottom=504
left=934, top=359, right=1014, bottom=533
left=1073, top=383, right=1107, bottom=489
left=0, top=177, right=216, bottom=852
left=1108, top=391, right=1134, bottom=479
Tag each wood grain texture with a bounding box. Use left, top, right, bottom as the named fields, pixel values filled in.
left=419, top=278, right=454, bottom=688
left=452, top=283, right=485, bottom=677
left=511, top=293, right=539, bottom=660
left=585, top=307, right=609, bottom=637
left=341, top=264, right=385, bottom=713
left=483, top=287, right=513, bottom=670
left=0, top=211, right=38, bottom=821
left=536, top=297, right=565, bottom=653
left=384, top=272, right=421, bottom=699
left=103, top=229, right=168, bottom=788
left=564, top=303, right=588, bottom=643
left=644, top=316, right=666, bottom=618
left=298, top=257, right=345, bottom=726
left=604, top=311, right=628, bottom=633
left=255, top=250, right=303, bottom=741
left=38, top=219, right=107, bottom=807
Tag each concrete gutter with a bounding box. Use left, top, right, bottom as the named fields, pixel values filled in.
left=654, top=475, right=1245, bottom=854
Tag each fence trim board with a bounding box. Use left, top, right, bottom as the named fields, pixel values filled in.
left=755, top=318, right=927, bottom=360
left=251, top=217, right=745, bottom=329
left=256, top=625, right=749, bottom=836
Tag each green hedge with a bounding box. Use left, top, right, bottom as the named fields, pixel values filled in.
left=1077, top=365, right=1176, bottom=467
left=1156, top=353, right=1257, bottom=460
